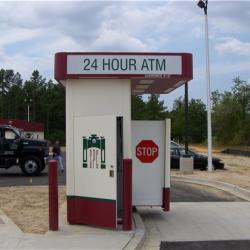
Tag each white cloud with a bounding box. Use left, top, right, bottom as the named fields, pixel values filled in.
left=0, top=1, right=248, bottom=55
left=209, top=2, right=250, bottom=34
left=0, top=1, right=200, bottom=50
left=194, top=59, right=250, bottom=84
left=215, top=38, right=250, bottom=57
left=0, top=51, right=51, bottom=80
left=0, top=0, right=249, bottom=92
left=0, top=27, right=40, bottom=47
left=89, top=30, right=148, bottom=51
left=212, top=60, right=250, bottom=76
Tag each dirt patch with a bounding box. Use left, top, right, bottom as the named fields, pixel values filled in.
left=190, top=144, right=226, bottom=154
left=172, top=145, right=250, bottom=190
left=0, top=186, right=66, bottom=234
left=190, top=144, right=250, bottom=154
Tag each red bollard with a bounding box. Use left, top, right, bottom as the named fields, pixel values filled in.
left=162, top=187, right=170, bottom=211
left=123, top=159, right=132, bottom=231
left=48, top=160, right=58, bottom=231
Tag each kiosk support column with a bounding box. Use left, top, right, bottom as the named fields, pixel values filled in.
left=123, top=159, right=132, bottom=230
left=48, top=160, right=58, bottom=231
left=163, top=119, right=171, bottom=211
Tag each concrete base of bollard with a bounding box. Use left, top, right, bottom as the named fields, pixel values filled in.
left=180, top=157, right=194, bottom=174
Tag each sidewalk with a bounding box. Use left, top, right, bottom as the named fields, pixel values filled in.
left=0, top=202, right=139, bottom=250
left=139, top=202, right=250, bottom=249
left=138, top=177, right=250, bottom=249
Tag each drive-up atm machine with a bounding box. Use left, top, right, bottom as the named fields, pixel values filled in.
left=54, top=52, right=193, bottom=230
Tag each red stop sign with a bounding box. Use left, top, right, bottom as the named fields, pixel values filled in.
left=136, top=140, right=159, bottom=163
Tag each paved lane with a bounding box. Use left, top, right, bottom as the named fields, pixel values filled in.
left=140, top=202, right=250, bottom=249
left=141, top=181, right=247, bottom=250
left=0, top=153, right=66, bottom=187
left=171, top=180, right=245, bottom=202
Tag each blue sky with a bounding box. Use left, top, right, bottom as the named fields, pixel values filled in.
left=0, top=0, right=249, bottom=109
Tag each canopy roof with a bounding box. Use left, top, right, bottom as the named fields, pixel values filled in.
left=55, top=52, right=193, bottom=94
left=0, top=119, right=44, bottom=132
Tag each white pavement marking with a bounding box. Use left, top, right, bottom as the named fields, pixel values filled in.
left=139, top=202, right=250, bottom=245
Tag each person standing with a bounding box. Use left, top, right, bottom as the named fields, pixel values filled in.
left=52, top=141, right=64, bottom=173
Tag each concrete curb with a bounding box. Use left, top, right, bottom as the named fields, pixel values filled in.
left=0, top=210, right=23, bottom=235
left=124, top=212, right=146, bottom=250
left=172, top=176, right=250, bottom=201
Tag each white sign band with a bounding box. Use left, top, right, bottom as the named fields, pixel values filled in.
left=67, top=55, right=182, bottom=75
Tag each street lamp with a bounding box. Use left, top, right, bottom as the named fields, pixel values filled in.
left=24, top=98, right=32, bottom=122
left=197, top=0, right=213, bottom=172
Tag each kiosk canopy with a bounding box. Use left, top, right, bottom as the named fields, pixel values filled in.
left=55, top=52, right=193, bottom=94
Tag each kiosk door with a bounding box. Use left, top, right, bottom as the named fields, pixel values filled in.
left=70, top=116, right=120, bottom=228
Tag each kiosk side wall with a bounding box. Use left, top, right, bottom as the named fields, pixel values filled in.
left=65, top=79, right=131, bottom=196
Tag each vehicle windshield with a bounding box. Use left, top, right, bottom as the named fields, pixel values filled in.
left=171, top=141, right=181, bottom=147
left=13, top=128, right=25, bottom=138
left=179, top=148, right=196, bottom=156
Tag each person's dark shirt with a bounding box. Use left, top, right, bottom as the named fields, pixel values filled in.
left=53, top=144, right=61, bottom=156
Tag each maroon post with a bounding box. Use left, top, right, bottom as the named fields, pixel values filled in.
left=162, top=187, right=170, bottom=211
left=48, top=160, right=58, bottom=231
left=123, top=159, right=132, bottom=231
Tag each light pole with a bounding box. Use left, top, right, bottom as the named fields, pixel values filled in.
left=197, top=0, right=213, bottom=172
left=24, top=98, right=32, bottom=122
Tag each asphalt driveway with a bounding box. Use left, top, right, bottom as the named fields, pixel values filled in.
left=0, top=153, right=66, bottom=187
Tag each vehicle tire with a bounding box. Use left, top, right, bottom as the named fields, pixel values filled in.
left=21, top=156, right=42, bottom=176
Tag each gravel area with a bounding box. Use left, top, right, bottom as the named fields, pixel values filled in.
left=0, top=186, right=66, bottom=234
left=172, top=145, right=250, bottom=190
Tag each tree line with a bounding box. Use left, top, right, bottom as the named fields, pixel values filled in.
left=0, top=68, right=249, bottom=145
left=0, top=69, right=65, bottom=143
left=132, top=77, right=250, bottom=146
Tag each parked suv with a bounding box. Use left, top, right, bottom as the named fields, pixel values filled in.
left=0, top=125, right=49, bottom=176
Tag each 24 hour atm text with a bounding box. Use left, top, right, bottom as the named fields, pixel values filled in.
left=82, top=58, right=167, bottom=71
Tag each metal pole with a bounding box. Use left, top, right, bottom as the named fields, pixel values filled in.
left=204, top=4, right=213, bottom=171
left=28, top=104, right=30, bottom=122
left=184, top=82, right=189, bottom=155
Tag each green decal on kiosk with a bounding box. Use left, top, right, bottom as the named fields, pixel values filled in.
left=83, top=134, right=106, bottom=169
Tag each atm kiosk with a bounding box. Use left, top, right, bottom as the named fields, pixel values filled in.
left=54, top=52, right=193, bottom=230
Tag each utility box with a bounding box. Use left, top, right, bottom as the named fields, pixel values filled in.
left=180, top=156, right=194, bottom=174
